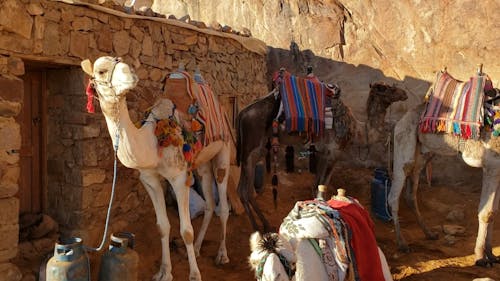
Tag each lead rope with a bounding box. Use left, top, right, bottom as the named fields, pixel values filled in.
left=81, top=130, right=119, bottom=281
left=82, top=94, right=121, bottom=281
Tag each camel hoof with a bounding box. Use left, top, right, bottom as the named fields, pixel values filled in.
left=189, top=271, right=202, bottom=281
left=486, top=255, right=500, bottom=264
left=398, top=243, right=410, bottom=253
left=152, top=269, right=173, bottom=281
left=475, top=259, right=494, bottom=268
left=215, top=252, right=230, bottom=265
left=426, top=231, right=439, bottom=240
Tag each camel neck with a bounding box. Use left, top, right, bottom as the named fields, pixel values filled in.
left=100, top=97, right=135, bottom=147
left=99, top=96, right=159, bottom=169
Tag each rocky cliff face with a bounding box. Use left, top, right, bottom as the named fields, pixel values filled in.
left=150, top=0, right=500, bottom=121
left=149, top=0, right=498, bottom=180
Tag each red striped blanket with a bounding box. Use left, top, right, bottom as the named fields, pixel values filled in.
left=419, top=71, right=489, bottom=139
left=192, top=76, right=230, bottom=144
left=274, top=71, right=326, bottom=136
left=166, top=71, right=230, bottom=145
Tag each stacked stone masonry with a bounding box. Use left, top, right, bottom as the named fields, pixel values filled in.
left=0, top=0, right=268, bottom=279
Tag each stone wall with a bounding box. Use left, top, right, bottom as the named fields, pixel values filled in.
left=0, top=0, right=267, bottom=279
left=0, top=57, right=24, bottom=280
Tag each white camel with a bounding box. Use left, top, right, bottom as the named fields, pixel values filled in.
left=248, top=196, right=393, bottom=281
left=81, top=56, right=232, bottom=281
left=389, top=87, right=500, bottom=266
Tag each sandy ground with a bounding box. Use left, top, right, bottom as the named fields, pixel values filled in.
left=129, top=166, right=500, bottom=281
left=14, top=165, right=499, bottom=280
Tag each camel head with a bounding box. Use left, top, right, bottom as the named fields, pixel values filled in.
left=249, top=232, right=296, bottom=281
left=368, top=82, right=408, bottom=106
left=81, top=56, right=138, bottom=104
left=366, top=82, right=408, bottom=126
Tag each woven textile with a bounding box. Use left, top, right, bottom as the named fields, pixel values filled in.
left=277, top=71, right=326, bottom=136
left=419, top=71, right=489, bottom=139
left=165, top=71, right=230, bottom=145
left=279, top=200, right=351, bottom=281
left=328, top=198, right=385, bottom=281
left=193, top=78, right=230, bottom=144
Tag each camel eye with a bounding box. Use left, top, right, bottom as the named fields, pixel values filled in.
left=98, top=70, right=106, bottom=75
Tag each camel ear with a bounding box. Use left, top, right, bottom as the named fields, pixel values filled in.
left=81, top=59, right=93, bottom=76
left=249, top=231, right=262, bottom=251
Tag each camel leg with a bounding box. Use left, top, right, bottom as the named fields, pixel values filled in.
left=314, top=151, right=335, bottom=195
left=474, top=167, right=500, bottom=266
left=389, top=119, right=419, bottom=253
left=194, top=162, right=215, bottom=257
left=239, top=150, right=271, bottom=231
left=168, top=171, right=202, bottom=281
left=248, top=194, right=271, bottom=232
left=484, top=184, right=500, bottom=263
left=404, top=151, right=438, bottom=240
left=139, top=170, right=174, bottom=281
left=322, top=160, right=337, bottom=190
left=212, top=145, right=231, bottom=265
left=194, top=144, right=231, bottom=265
left=388, top=161, right=410, bottom=252
left=238, top=168, right=260, bottom=230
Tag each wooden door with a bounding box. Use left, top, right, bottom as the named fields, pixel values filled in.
left=219, top=95, right=238, bottom=130
left=17, top=70, right=46, bottom=214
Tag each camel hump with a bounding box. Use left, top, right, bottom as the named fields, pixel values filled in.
left=150, top=99, right=176, bottom=120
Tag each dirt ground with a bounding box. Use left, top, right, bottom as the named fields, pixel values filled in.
left=130, top=165, right=500, bottom=281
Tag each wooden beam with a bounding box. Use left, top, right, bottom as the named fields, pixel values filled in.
left=0, top=50, right=80, bottom=66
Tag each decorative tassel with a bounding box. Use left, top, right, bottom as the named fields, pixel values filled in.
left=265, top=138, right=272, bottom=173
left=437, top=120, right=446, bottom=132
left=85, top=81, right=95, bottom=113
left=272, top=174, right=278, bottom=209
left=271, top=174, right=278, bottom=186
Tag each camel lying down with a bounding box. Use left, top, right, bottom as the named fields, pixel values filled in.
left=249, top=197, right=393, bottom=281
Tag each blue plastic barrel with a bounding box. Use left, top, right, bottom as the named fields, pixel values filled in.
left=370, top=168, right=392, bottom=221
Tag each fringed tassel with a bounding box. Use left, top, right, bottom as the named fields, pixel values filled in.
left=265, top=138, right=272, bottom=173
left=436, top=120, right=446, bottom=132
left=271, top=120, right=280, bottom=209
left=453, top=122, right=461, bottom=135
left=85, top=81, right=95, bottom=113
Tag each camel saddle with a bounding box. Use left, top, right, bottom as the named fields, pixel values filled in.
left=163, top=71, right=231, bottom=166
left=419, top=71, right=495, bottom=140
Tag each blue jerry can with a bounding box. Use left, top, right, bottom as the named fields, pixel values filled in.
left=370, top=168, right=392, bottom=221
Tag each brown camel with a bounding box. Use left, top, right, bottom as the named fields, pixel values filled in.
left=236, top=76, right=408, bottom=231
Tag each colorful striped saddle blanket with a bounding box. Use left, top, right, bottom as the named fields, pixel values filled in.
left=164, top=71, right=230, bottom=145
left=419, top=71, right=492, bottom=139
left=273, top=71, right=327, bottom=136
